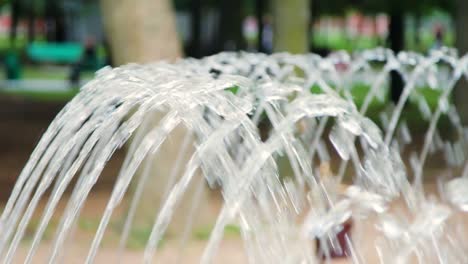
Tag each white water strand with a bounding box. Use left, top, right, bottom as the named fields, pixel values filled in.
left=1, top=50, right=467, bottom=263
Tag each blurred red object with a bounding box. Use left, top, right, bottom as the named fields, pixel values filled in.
left=316, top=219, right=353, bottom=259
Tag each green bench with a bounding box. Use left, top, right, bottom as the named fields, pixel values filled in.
left=26, top=42, right=83, bottom=64
left=26, top=42, right=103, bottom=71
left=5, top=42, right=103, bottom=81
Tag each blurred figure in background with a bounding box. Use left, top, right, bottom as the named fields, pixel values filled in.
left=69, top=36, right=98, bottom=86
left=4, top=49, right=21, bottom=81
left=261, top=15, right=273, bottom=54
left=432, top=24, right=444, bottom=50
left=243, top=16, right=258, bottom=51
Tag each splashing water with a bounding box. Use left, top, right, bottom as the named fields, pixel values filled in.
left=1, top=49, right=468, bottom=263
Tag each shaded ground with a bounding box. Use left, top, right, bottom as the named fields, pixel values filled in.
left=0, top=96, right=64, bottom=198
left=0, top=91, right=465, bottom=263
left=0, top=96, right=124, bottom=199
left=5, top=184, right=467, bottom=263
left=15, top=239, right=247, bottom=263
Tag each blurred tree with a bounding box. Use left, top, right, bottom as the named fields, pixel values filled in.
left=6, top=0, right=67, bottom=43
left=454, top=0, right=468, bottom=125
left=218, top=0, right=245, bottom=51
left=272, top=0, right=309, bottom=53
left=43, top=0, right=66, bottom=42
left=26, top=0, right=37, bottom=43
left=353, top=0, right=455, bottom=103
left=352, top=0, right=455, bottom=49
left=100, top=0, right=181, bottom=64
left=189, top=0, right=201, bottom=57
left=9, top=0, right=20, bottom=46
left=388, top=4, right=405, bottom=104
left=256, top=0, right=265, bottom=52
left=100, top=0, right=212, bottom=236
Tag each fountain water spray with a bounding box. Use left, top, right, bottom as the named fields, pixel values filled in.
left=1, top=49, right=468, bottom=263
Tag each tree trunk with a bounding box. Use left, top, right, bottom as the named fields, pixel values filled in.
left=454, top=0, right=468, bottom=125
left=309, top=0, right=317, bottom=52
left=414, top=13, right=421, bottom=50
left=100, top=0, right=211, bottom=237
left=218, top=0, right=244, bottom=51
left=256, top=0, right=264, bottom=52
left=10, top=0, right=20, bottom=46
left=27, top=1, right=36, bottom=43
left=189, top=0, right=201, bottom=58
left=55, top=14, right=66, bottom=42
left=100, top=0, right=182, bottom=64
left=272, top=0, right=309, bottom=53
left=389, top=12, right=404, bottom=104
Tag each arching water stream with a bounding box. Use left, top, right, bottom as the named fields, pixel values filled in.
left=1, top=50, right=468, bottom=263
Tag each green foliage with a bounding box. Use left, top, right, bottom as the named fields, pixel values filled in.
left=127, top=226, right=161, bottom=250
left=193, top=224, right=241, bottom=241
left=224, top=224, right=241, bottom=236
left=409, top=86, right=446, bottom=110
left=24, top=219, right=56, bottom=242
left=307, top=82, right=451, bottom=129
left=226, top=85, right=240, bottom=94
left=310, top=84, right=324, bottom=94
left=78, top=218, right=101, bottom=232
left=193, top=226, right=212, bottom=240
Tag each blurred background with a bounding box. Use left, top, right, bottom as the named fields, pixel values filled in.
left=0, top=0, right=468, bottom=260
left=1, top=0, right=467, bottom=209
